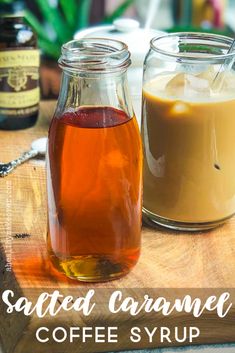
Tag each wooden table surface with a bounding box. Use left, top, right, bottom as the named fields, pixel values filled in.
left=0, top=101, right=235, bottom=353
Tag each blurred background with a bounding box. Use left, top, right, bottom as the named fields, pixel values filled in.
left=1, top=0, right=235, bottom=99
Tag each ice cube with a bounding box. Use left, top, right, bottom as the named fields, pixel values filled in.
left=215, top=71, right=235, bottom=93
left=186, top=74, right=209, bottom=90
left=165, top=73, right=185, bottom=97
left=165, top=72, right=211, bottom=99
left=184, top=74, right=211, bottom=99
left=197, top=67, right=215, bottom=82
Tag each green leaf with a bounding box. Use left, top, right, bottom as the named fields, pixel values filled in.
left=38, top=38, right=61, bottom=59
left=0, top=0, right=14, bottom=3
left=104, top=0, right=134, bottom=24
left=25, top=9, right=61, bottom=60
left=35, top=0, right=73, bottom=44
left=24, top=10, right=49, bottom=42
left=59, top=0, right=77, bottom=29
left=166, top=26, right=231, bottom=36
left=76, top=0, right=92, bottom=29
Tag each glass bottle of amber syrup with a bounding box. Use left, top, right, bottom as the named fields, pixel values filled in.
left=47, top=39, right=143, bottom=281
left=0, top=1, right=39, bottom=130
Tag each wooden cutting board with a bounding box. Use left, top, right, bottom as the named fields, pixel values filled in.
left=0, top=101, right=235, bottom=353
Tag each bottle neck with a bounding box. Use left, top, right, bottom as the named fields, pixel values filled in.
left=56, top=70, right=133, bottom=119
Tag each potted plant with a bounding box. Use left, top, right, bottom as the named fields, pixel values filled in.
left=23, top=0, right=135, bottom=98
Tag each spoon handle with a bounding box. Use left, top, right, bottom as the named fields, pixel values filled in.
left=0, top=149, right=38, bottom=177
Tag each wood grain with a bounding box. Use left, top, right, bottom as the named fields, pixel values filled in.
left=0, top=101, right=235, bottom=353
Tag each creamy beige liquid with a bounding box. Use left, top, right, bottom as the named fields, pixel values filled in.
left=142, top=70, right=235, bottom=224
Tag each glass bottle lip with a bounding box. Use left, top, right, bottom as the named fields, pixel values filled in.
left=59, top=38, right=131, bottom=73
left=150, top=32, right=235, bottom=63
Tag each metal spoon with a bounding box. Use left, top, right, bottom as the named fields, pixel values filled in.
left=0, top=137, right=47, bottom=177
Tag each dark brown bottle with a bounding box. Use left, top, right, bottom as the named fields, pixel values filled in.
left=0, top=1, right=39, bottom=130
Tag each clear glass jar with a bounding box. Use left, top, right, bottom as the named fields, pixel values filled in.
left=142, top=33, right=235, bottom=231
left=47, top=39, right=142, bottom=281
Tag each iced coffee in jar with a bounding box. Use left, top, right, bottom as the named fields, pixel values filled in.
left=142, top=33, right=235, bottom=231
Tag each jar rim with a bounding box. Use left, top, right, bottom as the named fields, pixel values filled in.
left=150, top=32, right=235, bottom=62
left=59, top=38, right=131, bottom=73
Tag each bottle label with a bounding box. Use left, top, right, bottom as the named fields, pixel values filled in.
left=0, top=49, right=40, bottom=116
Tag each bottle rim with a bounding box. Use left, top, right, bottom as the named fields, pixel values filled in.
left=150, top=32, right=235, bottom=63
left=59, top=38, right=131, bottom=73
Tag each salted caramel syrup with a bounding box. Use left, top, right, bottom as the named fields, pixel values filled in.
left=47, top=106, right=142, bottom=281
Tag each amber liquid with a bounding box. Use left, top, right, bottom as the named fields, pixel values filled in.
left=47, top=106, right=142, bottom=281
